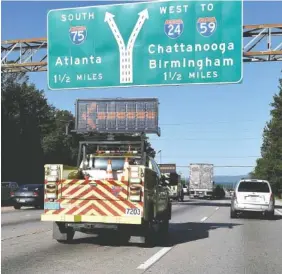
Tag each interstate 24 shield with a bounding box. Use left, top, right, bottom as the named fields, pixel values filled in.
left=164, top=19, right=184, bottom=39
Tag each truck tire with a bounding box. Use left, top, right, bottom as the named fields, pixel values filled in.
left=143, top=221, right=155, bottom=247
left=265, top=210, right=274, bottom=220
left=53, top=222, right=75, bottom=243
left=14, top=204, right=21, bottom=210
left=116, top=226, right=131, bottom=244
left=167, top=202, right=172, bottom=220
left=230, top=208, right=237, bottom=219
left=159, top=220, right=169, bottom=237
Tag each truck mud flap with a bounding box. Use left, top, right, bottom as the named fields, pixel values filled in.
left=53, top=222, right=75, bottom=241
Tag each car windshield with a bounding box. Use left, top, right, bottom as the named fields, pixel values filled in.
left=238, top=181, right=270, bottom=193
left=19, top=184, right=42, bottom=191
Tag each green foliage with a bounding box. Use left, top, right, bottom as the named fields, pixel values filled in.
left=2, top=73, right=52, bottom=184
left=252, top=73, right=282, bottom=193
left=67, top=170, right=84, bottom=179
left=1, top=74, right=157, bottom=184
left=144, top=138, right=156, bottom=158
left=1, top=74, right=79, bottom=184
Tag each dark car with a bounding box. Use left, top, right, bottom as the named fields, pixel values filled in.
left=1, top=182, right=19, bottom=205
left=11, top=184, right=44, bottom=209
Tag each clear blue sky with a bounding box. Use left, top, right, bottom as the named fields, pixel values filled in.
left=2, top=1, right=282, bottom=177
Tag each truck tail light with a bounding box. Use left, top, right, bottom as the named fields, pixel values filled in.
left=33, top=191, right=39, bottom=197
left=10, top=192, right=15, bottom=197
left=45, top=183, right=58, bottom=199
left=129, top=186, right=142, bottom=202
left=45, top=165, right=61, bottom=200
left=129, top=166, right=142, bottom=184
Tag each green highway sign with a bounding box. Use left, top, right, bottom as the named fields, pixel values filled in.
left=47, top=0, right=243, bottom=90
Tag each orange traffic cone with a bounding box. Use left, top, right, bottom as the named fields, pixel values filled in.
left=106, top=159, right=113, bottom=180
left=121, top=158, right=129, bottom=181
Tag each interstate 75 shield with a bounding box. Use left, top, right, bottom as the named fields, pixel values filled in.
left=69, top=26, right=87, bottom=45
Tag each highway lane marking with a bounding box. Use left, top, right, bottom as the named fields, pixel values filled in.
left=200, top=207, right=219, bottom=223
left=137, top=247, right=172, bottom=270
left=200, top=216, right=208, bottom=222
left=275, top=209, right=282, bottom=216
left=137, top=204, right=220, bottom=270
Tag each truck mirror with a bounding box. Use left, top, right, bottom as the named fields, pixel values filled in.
left=161, top=175, right=168, bottom=185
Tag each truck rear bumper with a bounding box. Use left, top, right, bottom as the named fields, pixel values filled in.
left=190, top=190, right=213, bottom=197
left=41, top=214, right=142, bottom=224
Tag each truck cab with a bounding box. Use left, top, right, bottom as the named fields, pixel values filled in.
left=41, top=98, right=171, bottom=246
left=163, top=173, right=183, bottom=202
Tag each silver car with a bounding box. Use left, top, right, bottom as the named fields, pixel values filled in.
left=230, top=179, right=275, bottom=219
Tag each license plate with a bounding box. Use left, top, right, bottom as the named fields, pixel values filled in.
left=19, top=199, right=25, bottom=202
left=44, top=202, right=60, bottom=210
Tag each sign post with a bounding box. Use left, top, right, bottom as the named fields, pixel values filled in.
left=47, top=0, right=243, bottom=90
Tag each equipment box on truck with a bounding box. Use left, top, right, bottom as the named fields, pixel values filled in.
left=41, top=98, right=171, bottom=246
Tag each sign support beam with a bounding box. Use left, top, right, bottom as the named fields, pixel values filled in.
left=1, top=24, right=281, bottom=74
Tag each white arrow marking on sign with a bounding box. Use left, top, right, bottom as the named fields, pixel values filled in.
left=105, top=9, right=149, bottom=84
left=104, top=12, right=125, bottom=50
left=127, top=9, right=149, bottom=51
left=104, top=12, right=127, bottom=83
left=126, top=9, right=149, bottom=83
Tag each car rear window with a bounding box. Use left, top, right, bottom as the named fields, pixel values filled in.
left=238, top=181, right=270, bottom=193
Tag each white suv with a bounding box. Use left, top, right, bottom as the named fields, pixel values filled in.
left=230, top=179, right=275, bottom=219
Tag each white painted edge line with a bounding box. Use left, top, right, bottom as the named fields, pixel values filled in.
left=137, top=247, right=172, bottom=270
left=275, top=209, right=282, bottom=216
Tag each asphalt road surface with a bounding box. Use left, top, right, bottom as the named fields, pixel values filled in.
left=2, top=198, right=282, bottom=274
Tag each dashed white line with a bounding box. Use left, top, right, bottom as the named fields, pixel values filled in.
left=200, top=216, right=208, bottom=222
left=275, top=209, right=282, bottom=216
left=137, top=206, right=219, bottom=270
left=137, top=247, right=172, bottom=270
